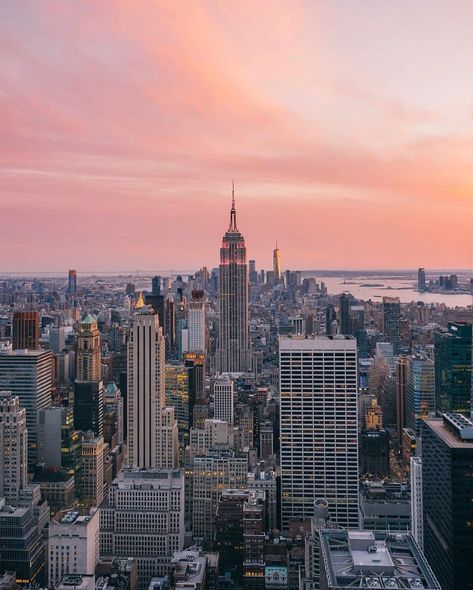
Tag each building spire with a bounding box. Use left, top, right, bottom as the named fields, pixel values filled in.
left=229, top=180, right=238, bottom=231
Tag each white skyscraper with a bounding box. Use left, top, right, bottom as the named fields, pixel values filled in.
left=99, top=469, right=185, bottom=589
left=48, top=509, right=100, bottom=588
left=410, top=456, right=423, bottom=550
left=213, top=375, right=234, bottom=425
left=0, top=393, right=28, bottom=503
left=279, top=335, right=359, bottom=530
left=127, top=296, right=178, bottom=469
left=187, top=291, right=206, bottom=353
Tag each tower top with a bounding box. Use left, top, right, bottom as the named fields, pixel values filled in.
left=135, top=291, right=145, bottom=309
left=228, top=181, right=238, bottom=232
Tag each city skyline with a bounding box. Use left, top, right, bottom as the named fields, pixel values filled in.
left=1, top=1, right=473, bottom=271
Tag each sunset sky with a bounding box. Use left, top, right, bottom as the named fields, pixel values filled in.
left=1, top=1, right=473, bottom=272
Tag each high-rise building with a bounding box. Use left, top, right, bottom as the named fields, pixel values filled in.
left=382, top=296, right=401, bottom=354
left=81, top=432, right=104, bottom=508
left=104, top=382, right=124, bottom=446
left=279, top=335, right=359, bottom=530
left=217, top=186, right=251, bottom=373
left=99, top=469, right=185, bottom=590
left=422, top=413, right=473, bottom=590
left=406, top=355, right=435, bottom=434
left=0, top=394, right=28, bottom=503
left=213, top=375, right=234, bottom=425
left=69, top=270, right=77, bottom=295
left=12, top=311, right=40, bottom=350
left=410, top=456, right=423, bottom=550
left=325, top=304, right=337, bottom=336
left=339, top=293, right=352, bottom=335
left=74, top=381, right=104, bottom=438
left=249, top=260, right=258, bottom=285
left=273, top=243, right=281, bottom=283
left=0, top=349, right=52, bottom=466
left=183, top=352, right=205, bottom=428
left=49, top=326, right=66, bottom=353
left=76, top=315, right=101, bottom=382
left=418, top=267, right=426, bottom=292
left=48, top=509, right=100, bottom=588
left=187, top=291, right=206, bottom=353
left=396, top=356, right=408, bottom=442
left=0, top=498, right=45, bottom=586
left=165, top=363, right=190, bottom=438
left=127, top=299, right=178, bottom=469
left=434, top=322, right=473, bottom=416
left=192, top=450, right=248, bottom=546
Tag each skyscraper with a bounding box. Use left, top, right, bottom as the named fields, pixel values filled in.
left=422, top=413, right=473, bottom=590
left=0, top=349, right=52, bottom=466
left=279, top=335, right=359, bottom=530
left=418, top=267, right=426, bottom=291
left=406, top=355, right=435, bottom=434
left=213, top=375, right=234, bottom=425
left=76, top=315, right=101, bottom=382
left=339, top=293, right=352, bottom=335
left=273, top=243, right=281, bottom=283
left=434, top=322, right=472, bottom=416
left=68, top=269, right=77, bottom=295
left=217, top=185, right=251, bottom=373
left=13, top=311, right=40, bottom=350
left=0, top=394, right=28, bottom=503
left=127, top=298, right=178, bottom=469
left=382, top=296, right=401, bottom=354
left=187, top=290, right=206, bottom=353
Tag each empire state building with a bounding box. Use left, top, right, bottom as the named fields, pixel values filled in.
left=217, top=186, right=251, bottom=373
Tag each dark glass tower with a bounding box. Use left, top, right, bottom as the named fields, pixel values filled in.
left=217, top=185, right=250, bottom=373
left=434, top=322, right=472, bottom=416
left=12, top=311, right=40, bottom=350
left=422, top=414, right=473, bottom=590
left=382, top=296, right=401, bottom=354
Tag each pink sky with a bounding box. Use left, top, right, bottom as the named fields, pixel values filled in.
left=1, top=1, right=473, bottom=272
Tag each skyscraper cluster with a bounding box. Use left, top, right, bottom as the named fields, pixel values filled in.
left=1, top=189, right=470, bottom=590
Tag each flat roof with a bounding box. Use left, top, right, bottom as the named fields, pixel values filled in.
left=423, top=418, right=473, bottom=449
left=279, top=335, right=356, bottom=351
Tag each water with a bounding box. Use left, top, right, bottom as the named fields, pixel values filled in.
left=309, top=275, right=473, bottom=307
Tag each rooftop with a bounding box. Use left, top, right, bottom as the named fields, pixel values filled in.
left=423, top=416, right=473, bottom=448
left=320, top=530, right=440, bottom=589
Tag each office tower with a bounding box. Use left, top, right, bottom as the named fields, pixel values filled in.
left=259, top=421, right=273, bottom=460
left=104, top=382, right=124, bottom=446
left=319, top=530, right=440, bottom=590
left=249, top=259, right=258, bottom=285
left=183, top=352, right=205, bottom=428
left=247, top=468, right=278, bottom=532
left=418, top=267, right=426, bottom=292
left=38, top=406, right=82, bottom=484
left=410, top=456, right=423, bottom=550
left=192, top=450, right=248, bottom=546
left=0, top=498, right=45, bottom=586
left=406, top=355, right=435, bottom=434
left=382, top=296, right=401, bottom=354
left=396, top=356, right=408, bottom=442
left=74, top=381, right=104, bottom=437
left=69, top=269, right=77, bottom=294
left=213, top=374, right=234, bottom=425
left=375, top=341, right=395, bottom=374
left=0, top=349, right=52, bottom=466
left=187, top=290, right=206, bottom=353
left=99, top=469, right=185, bottom=590
left=422, top=414, right=473, bottom=590
left=81, top=432, right=104, bottom=508
left=76, top=315, right=101, bottom=381
left=359, top=400, right=390, bottom=478
left=279, top=335, right=359, bottom=530
left=359, top=481, right=410, bottom=532
left=12, top=311, right=40, bottom=350
left=165, top=363, right=190, bottom=438
left=214, top=489, right=250, bottom=586
left=0, top=394, right=27, bottom=503
left=325, top=304, right=337, bottom=336
left=127, top=299, right=178, bottom=469
left=152, top=276, right=162, bottom=295
left=32, top=468, right=75, bottom=511
left=339, top=293, right=352, bottom=335
left=217, top=186, right=251, bottom=373
left=49, top=326, right=65, bottom=353
left=48, top=509, right=99, bottom=588
left=434, top=322, right=473, bottom=416
left=273, top=243, right=281, bottom=283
